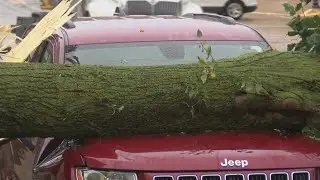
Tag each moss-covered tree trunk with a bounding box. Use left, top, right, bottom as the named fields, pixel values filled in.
left=0, top=51, right=319, bottom=138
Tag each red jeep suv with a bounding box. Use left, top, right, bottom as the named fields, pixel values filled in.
left=20, top=13, right=320, bottom=180
left=23, top=13, right=270, bottom=65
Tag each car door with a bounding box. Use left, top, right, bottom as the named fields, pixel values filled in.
left=190, top=0, right=227, bottom=8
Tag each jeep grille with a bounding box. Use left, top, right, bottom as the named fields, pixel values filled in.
left=154, top=176, right=174, bottom=180
left=125, top=1, right=182, bottom=15
left=202, top=175, right=221, bottom=180
left=126, top=1, right=152, bottom=15
left=226, top=175, right=244, bottom=180
left=248, top=174, right=266, bottom=180
left=154, top=1, right=182, bottom=15
left=271, top=173, right=288, bottom=180
left=152, top=171, right=310, bottom=180
left=178, top=176, right=197, bottom=180
left=292, top=172, right=310, bottom=180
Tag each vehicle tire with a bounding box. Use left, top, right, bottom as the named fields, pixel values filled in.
left=224, top=0, right=244, bottom=20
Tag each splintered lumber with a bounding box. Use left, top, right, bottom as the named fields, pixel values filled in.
left=0, top=0, right=82, bottom=63
left=0, top=51, right=319, bottom=138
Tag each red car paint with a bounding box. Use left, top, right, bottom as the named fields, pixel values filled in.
left=63, top=16, right=263, bottom=45
left=54, top=131, right=320, bottom=180
left=25, top=15, right=319, bottom=180
left=73, top=131, right=320, bottom=171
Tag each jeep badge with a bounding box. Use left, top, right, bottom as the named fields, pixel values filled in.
left=220, top=158, right=248, bottom=168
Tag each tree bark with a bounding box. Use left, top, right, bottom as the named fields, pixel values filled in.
left=0, top=51, right=319, bottom=138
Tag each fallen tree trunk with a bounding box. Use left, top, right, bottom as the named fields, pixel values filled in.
left=0, top=51, right=319, bottom=138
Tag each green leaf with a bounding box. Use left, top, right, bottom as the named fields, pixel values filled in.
left=302, top=126, right=320, bottom=141
left=287, top=43, right=297, bottom=51
left=241, top=81, right=269, bottom=95
left=197, top=56, right=206, bottom=65
left=306, top=33, right=320, bottom=45
left=287, top=31, right=298, bottom=36
left=283, top=3, right=294, bottom=12
left=245, top=81, right=255, bottom=94
left=314, top=130, right=320, bottom=139
left=240, top=82, right=246, bottom=90
left=206, top=46, right=212, bottom=59
left=210, top=71, right=216, bottom=79
left=240, top=81, right=256, bottom=94
left=294, top=41, right=308, bottom=51
left=283, top=3, right=296, bottom=16
left=201, top=74, right=208, bottom=84
left=298, top=27, right=311, bottom=38
left=295, top=2, right=303, bottom=12
left=118, top=105, right=124, bottom=112
left=209, top=65, right=214, bottom=71
left=287, top=16, right=301, bottom=29
left=290, top=9, right=296, bottom=16
left=254, top=83, right=269, bottom=95
left=301, top=17, right=320, bottom=29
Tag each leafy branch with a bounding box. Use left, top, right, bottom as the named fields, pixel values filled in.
left=283, top=0, right=320, bottom=53
left=183, top=29, right=217, bottom=117
left=196, top=29, right=216, bottom=84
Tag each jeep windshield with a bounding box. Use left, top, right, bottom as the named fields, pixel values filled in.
left=65, top=40, right=270, bottom=66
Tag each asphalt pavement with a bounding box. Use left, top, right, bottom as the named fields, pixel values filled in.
left=239, top=0, right=308, bottom=51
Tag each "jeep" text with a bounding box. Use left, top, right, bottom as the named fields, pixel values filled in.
left=220, top=158, right=248, bottom=168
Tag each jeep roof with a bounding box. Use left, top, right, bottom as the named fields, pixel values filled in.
left=58, top=14, right=268, bottom=45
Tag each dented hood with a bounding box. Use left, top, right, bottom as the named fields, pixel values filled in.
left=78, top=132, right=320, bottom=171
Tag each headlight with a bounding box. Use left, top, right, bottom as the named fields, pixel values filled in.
left=76, top=169, right=138, bottom=180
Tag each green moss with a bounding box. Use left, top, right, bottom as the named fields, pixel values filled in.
left=0, top=51, right=319, bottom=138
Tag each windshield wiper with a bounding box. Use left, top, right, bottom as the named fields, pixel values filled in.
left=66, top=55, right=80, bottom=64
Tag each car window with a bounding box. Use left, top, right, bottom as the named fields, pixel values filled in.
left=65, top=41, right=270, bottom=66
left=28, top=42, right=46, bottom=62
left=40, top=44, right=54, bottom=63
left=29, top=41, right=54, bottom=63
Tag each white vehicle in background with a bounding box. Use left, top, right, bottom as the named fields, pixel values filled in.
left=12, top=0, right=257, bottom=37
left=191, top=0, right=258, bottom=19
left=12, top=0, right=203, bottom=37
left=86, top=0, right=204, bottom=17
left=86, top=0, right=257, bottom=19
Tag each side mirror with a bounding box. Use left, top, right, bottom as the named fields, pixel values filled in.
left=0, top=138, right=11, bottom=146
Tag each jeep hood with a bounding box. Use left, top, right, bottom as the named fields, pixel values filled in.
left=79, top=132, right=320, bottom=171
